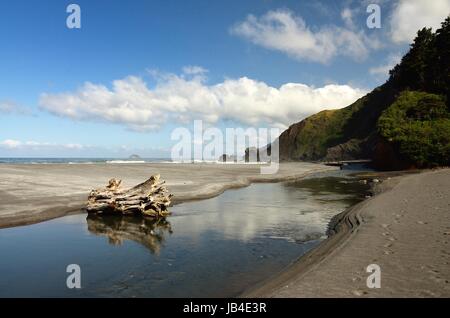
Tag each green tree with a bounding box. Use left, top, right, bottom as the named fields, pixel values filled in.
left=378, top=91, right=450, bottom=167
left=433, top=16, right=450, bottom=106
left=389, top=28, right=435, bottom=91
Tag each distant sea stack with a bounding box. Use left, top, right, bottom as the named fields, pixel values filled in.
left=272, top=17, right=450, bottom=170
left=129, top=154, right=142, bottom=159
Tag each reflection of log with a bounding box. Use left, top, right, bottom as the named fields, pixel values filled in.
left=86, top=174, right=172, bottom=217
left=86, top=214, right=172, bottom=254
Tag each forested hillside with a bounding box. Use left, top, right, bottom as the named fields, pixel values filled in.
left=276, top=17, right=450, bottom=170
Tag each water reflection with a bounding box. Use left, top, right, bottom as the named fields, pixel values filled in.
left=86, top=215, right=172, bottom=254
left=86, top=176, right=370, bottom=254
left=284, top=176, right=370, bottom=204
left=166, top=176, right=370, bottom=244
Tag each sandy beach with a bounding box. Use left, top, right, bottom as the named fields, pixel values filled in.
left=244, top=169, right=450, bottom=297
left=2, top=162, right=449, bottom=297
left=0, top=162, right=334, bottom=228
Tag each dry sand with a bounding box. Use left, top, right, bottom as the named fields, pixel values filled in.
left=244, top=169, right=450, bottom=297
left=0, top=162, right=334, bottom=228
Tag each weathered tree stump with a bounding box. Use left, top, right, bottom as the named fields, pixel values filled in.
left=86, top=174, right=172, bottom=217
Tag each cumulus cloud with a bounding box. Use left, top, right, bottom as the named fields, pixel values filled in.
left=369, top=53, right=403, bottom=78
left=230, top=9, right=375, bottom=64
left=390, top=0, right=450, bottom=44
left=39, top=69, right=367, bottom=132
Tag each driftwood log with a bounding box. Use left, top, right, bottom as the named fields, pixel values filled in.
left=86, top=174, right=172, bottom=217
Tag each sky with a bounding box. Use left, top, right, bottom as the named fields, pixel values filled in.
left=0, top=0, right=449, bottom=158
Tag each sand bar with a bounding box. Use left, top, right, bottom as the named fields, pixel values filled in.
left=0, top=162, right=334, bottom=228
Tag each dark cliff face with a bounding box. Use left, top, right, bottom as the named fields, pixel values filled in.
left=372, top=138, right=416, bottom=171
left=278, top=120, right=306, bottom=161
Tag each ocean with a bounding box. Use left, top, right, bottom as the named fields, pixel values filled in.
left=0, top=158, right=173, bottom=164
left=0, top=158, right=269, bottom=165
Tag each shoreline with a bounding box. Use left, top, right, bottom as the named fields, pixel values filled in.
left=243, top=168, right=450, bottom=297
left=0, top=162, right=336, bottom=229
left=241, top=188, right=377, bottom=297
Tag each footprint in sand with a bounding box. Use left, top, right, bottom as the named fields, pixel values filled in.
left=382, top=232, right=398, bottom=243
left=351, top=290, right=368, bottom=296
left=430, top=275, right=446, bottom=284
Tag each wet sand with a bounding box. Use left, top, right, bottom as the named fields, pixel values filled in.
left=0, top=162, right=335, bottom=228
left=244, top=169, right=450, bottom=297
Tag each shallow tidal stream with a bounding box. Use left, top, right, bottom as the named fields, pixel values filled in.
left=0, top=170, right=370, bottom=297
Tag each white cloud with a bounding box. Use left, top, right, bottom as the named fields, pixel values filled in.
left=0, top=139, right=171, bottom=157
left=0, top=139, right=22, bottom=149
left=230, top=9, right=375, bottom=64
left=64, top=143, right=84, bottom=150
left=390, top=0, right=450, bottom=44
left=39, top=69, right=367, bottom=132
left=369, top=53, right=402, bottom=78
left=341, top=8, right=355, bottom=29
left=0, top=139, right=85, bottom=150
left=0, top=100, right=31, bottom=115
left=182, top=65, right=208, bottom=75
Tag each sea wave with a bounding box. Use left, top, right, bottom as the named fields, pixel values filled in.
left=68, top=161, right=96, bottom=165
left=159, top=160, right=269, bottom=164
left=0, top=158, right=270, bottom=165
left=106, top=160, right=147, bottom=164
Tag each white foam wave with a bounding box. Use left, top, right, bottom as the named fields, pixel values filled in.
left=106, top=160, right=147, bottom=164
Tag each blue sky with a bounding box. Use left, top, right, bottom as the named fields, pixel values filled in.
left=1, top=0, right=449, bottom=157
